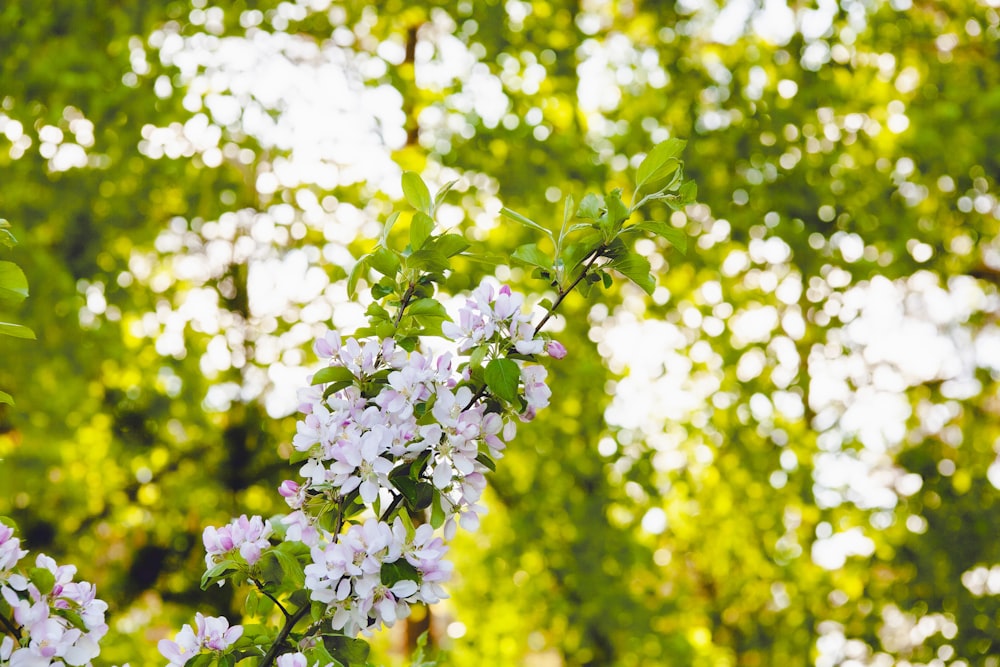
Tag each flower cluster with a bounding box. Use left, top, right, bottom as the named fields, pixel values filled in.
left=304, top=518, right=450, bottom=636
left=281, top=280, right=555, bottom=634
left=442, top=283, right=542, bottom=355
left=202, top=514, right=274, bottom=570
left=158, top=613, right=243, bottom=666
left=0, top=521, right=108, bottom=667
left=168, top=279, right=561, bottom=662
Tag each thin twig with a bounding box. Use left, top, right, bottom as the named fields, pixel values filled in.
left=0, top=612, right=21, bottom=640
left=532, top=246, right=605, bottom=336
left=380, top=492, right=405, bottom=522
left=252, top=578, right=291, bottom=619
left=393, top=283, right=417, bottom=328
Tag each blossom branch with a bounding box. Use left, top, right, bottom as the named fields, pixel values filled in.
left=464, top=244, right=606, bottom=411
left=393, top=282, right=417, bottom=327
left=533, top=245, right=606, bottom=336
left=259, top=603, right=311, bottom=667
left=0, top=612, right=21, bottom=640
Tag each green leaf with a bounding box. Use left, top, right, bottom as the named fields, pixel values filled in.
left=512, top=243, right=554, bottom=270
left=268, top=544, right=305, bottom=588
left=371, top=282, right=394, bottom=299
left=405, top=248, right=450, bottom=273
left=430, top=491, right=445, bottom=529
left=347, top=255, right=369, bottom=297
left=476, top=452, right=497, bottom=472
left=366, top=301, right=391, bottom=323
left=289, top=448, right=313, bottom=464
left=410, top=630, right=437, bottom=667
left=380, top=558, right=421, bottom=587
left=311, top=365, right=356, bottom=386
left=636, top=139, right=687, bottom=191
left=402, top=172, right=432, bottom=214
left=237, top=623, right=272, bottom=643
left=322, top=380, right=353, bottom=398
left=469, top=344, right=489, bottom=369
left=428, top=233, right=470, bottom=257
left=368, top=247, right=400, bottom=277
left=434, top=178, right=460, bottom=210
left=610, top=251, right=656, bottom=295
left=560, top=239, right=600, bottom=274
left=0, top=322, right=35, bottom=340
left=0, top=220, right=15, bottom=249
left=380, top=211, right=401, bottom=246
left=244, top=590, right=260, bottom=617
left=623, top=221, right=688, bottom=254
left=391, top=476, right=434, bottom=511
left=0, top=261, right=29, bottom=306
left=577, top=193, right=603, bottom=220
left=0, top=390, right=11, bottom=406
left=200, top=559, right=240, bottom=590
left=322, top=634, right=371, bottom=666
left=289, top=588, right=311, bottom=610
left=311, top=600, right=326, bottom=623
left=485, top=358, right=520, bottom=403
left=562, top=194, right=575, bottom=227
left=29, top=567, right=56, bottom=595
left=407, top=298, right=448, bottom=318
left=501, top=207, right=554, bottom=241
left=605, top=191, right=630, bottom=228
left=677, top=180, right=698, bottom=205
left=410, top=212, right=434, bottom=250
left=52, top=607, right=87, bottom=631
left=460, top=251, right=505, bottom=265
left=188, top=654, right=214, bottom=667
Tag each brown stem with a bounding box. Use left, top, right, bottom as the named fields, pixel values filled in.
left=1, top=612, right=21, bottom=640
left=259, top=603, right=311, bottom=667
left=380, top=492, right=405, bottom=522
left=393, top=283, right=417, bottom=328
left=532, top=246, right=605, bottom=336
left=252, top=577, right=291, bottom=619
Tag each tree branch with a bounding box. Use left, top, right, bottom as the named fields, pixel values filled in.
left=259, top=603, right=311, bottom=667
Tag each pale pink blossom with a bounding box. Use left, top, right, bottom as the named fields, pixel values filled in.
left=276, top=653, right=308, bottom=667
left=203, top=515, right=273, bottom=569
left=546, top=340, right=567, bottom=359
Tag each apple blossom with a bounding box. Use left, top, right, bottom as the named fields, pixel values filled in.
left=202, top=514, right=273, bottom=569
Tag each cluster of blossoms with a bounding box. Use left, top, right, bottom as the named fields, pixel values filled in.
left=0, top=521, right=108, bottom=667
left=286, top=281, right=556, bottom=631
left=303, top=518, right=450, bottom=635
left=158, top=613, right=243, bottom=666
left=202, top=514, right=274, bottom=571
left=159, top=279, right=561, bottom=662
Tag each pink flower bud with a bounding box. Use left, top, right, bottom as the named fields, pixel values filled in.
left=499, top=284, right=512, bottom=296
left=278, top=480, right=300, bottom=498
left=546, top=340, right=567, bottom=359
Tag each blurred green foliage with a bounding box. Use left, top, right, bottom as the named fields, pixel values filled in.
left=1, top=0, right=999, bottom=665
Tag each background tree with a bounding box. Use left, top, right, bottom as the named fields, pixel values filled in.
left=1, top=0, right=999, bottom=665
